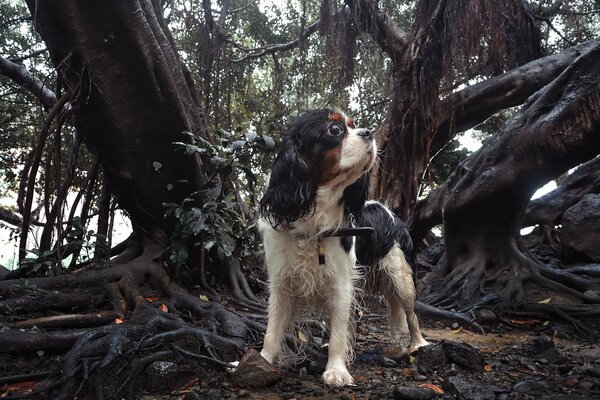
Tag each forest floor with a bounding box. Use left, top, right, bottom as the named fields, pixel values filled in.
left=1, top=290, right=599, bottom=399
left=135, top=293, right=600, bottom=400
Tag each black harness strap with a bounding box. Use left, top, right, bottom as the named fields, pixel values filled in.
left=318, top=227, right=374, bottom=265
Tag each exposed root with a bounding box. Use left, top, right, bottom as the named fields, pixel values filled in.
left=420, top=243, right=600, bottom=329
left=0, top=237, right=265, bottom=398
left=415, top=301, right=484, bottom=333
left=224, top=259, right=266, bottom=312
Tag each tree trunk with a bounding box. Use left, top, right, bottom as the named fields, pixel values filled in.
left=25, top=0, right=208, bottom=236
left=416, top=42, right=600, bottom=308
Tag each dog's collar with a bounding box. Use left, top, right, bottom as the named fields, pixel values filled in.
left=322, top=227, right=375, bottom=237
left=314, top=227, right=374, bottom=266
left=292, top=226, right=375, bottom=239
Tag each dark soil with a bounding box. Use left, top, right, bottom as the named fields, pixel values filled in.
left=1, top=294, right=599, bottom=399
left=151, top=305, right=598, bottom=399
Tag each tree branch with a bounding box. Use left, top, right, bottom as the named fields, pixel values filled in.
left=230, top=19, right=321, bottom=63
left=432, top=38, right=600, bottom=155
left=9, top=48, right=48, bottom=63
left=0, top=55, right=56, bottom=109
left=345, top=0, right=409, bottom=58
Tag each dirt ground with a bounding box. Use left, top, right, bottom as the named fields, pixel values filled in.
left=1, top=294, right=598, bottom=399
left=134, top=306, right=600, bottom=400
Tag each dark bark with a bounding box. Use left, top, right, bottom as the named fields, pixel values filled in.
left=351, top=1, right=592, bottom=220
left=523, top=155, right=600, bottom=227
left=416, top=42, right=600, bottom=308
left=3, top=2, right=264, bottom=396
left=25, top=0, right=208, bottom=235
left=0, top=55, right=57, bottom=109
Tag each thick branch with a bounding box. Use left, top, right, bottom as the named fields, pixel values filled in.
left=523, top=155, right=600, bottom=227
left=0, top=55, right=57, bottom=109
left=345, top=0, right=409, bottom=57
left=433, top=38, right=600, bottom=154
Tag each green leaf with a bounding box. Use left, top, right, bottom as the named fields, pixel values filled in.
left=262, top=135, right=275, bottom=150
left=152, top=161, right=162, bottom=171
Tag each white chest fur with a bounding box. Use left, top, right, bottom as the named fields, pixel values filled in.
left=261, top=226, right=358, bottom=302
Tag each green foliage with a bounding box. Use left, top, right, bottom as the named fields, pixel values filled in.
left=164, top=128, right=275, bottom=266
left=429, top=139, right=471, bottom=185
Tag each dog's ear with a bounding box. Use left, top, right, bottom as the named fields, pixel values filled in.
left=259, top=140, right=317, bottom=228
left=342, top=171, right=370, bottom=215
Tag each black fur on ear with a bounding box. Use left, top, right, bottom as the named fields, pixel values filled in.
left=342, top=171, right=370, bottom=216
left=259, top=139, right=318, bottom=228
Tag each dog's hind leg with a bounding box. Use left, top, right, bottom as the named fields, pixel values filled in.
left=260, top=289, right=294, bottom=364
left=381, top=246, right=429, bottom=353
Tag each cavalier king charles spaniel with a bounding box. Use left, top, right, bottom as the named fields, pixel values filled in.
left=258, top=109, right=428, bottom=387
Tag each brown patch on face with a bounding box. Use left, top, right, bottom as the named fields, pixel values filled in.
left=346, top=116, right=355, bottom=128
left=329, top=112, right=344, bottom=122
left=320, top=147, right=342, bottom=184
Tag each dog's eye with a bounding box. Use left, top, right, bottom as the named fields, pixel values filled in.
left=328, top=124, right=343, bottom=136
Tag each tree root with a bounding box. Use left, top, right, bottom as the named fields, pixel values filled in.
left=420, top=244, right=600, bottom=329
left=0, top=237, right=266, bottom=398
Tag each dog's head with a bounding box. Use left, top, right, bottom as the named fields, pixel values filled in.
left=260, top=108, right=376, bottom=228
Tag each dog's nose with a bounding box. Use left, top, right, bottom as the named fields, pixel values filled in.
left=357, top=129, right=372, bottom=139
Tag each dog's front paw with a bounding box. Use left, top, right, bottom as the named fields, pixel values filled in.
left=323, top=366, right=354, bottom=387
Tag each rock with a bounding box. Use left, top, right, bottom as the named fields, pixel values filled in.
left=444, top=363, right=459, bottom=376
left=441, top=341, right=485, bottom=371
left=392, top=386, right=436, bottom=400
left=558, top=364, right=574, bottom=374
left=183, top=392, right=201, bottom=400
left=414, top=374, right=427, bottom=382
left=560, top=194, right=600, bottom=262
left=473, top=308, right=498, bottom=324
left=537, top=347, right=567, bottom=364
left=230, top=348, right=283, bottom=388
left=511, top=379, right=549, bottom=393
left=522, top=336, right=554, bottom=354
left=444, top=376, right=498, bottom=400
left=586, top=368, right=600, bottom=378
left=149, top=360, right=176, bottom=376
left=237, top=389, right=250, bottom=398
left=380, top=356, right=399, bottom=368
left=205, top=389, right=221, bottom=399
left=414, top=343, right=447, bottom=374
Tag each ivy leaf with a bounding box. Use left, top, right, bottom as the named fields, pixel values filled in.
left=231, top=140, right=246, bottom=152
left=262, top=134, right=275, bottom=150
left=245, top=131, right=257, bottom=143
left=152, top=161, right=162, bottom=171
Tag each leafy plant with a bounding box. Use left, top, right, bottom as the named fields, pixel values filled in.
left=164, top=129, right=275, bottom=266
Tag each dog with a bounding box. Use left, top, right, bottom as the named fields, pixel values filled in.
left=258, top=109, right=427, bottom=387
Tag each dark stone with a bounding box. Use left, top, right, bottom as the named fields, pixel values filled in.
left=444, top=363, right=459, bottom=376
left=230, top=348, right=283, bottom=388
left=380, top=356, right=399, bottom=368
left=560, top=194, right=600, bottom=262
left=537, top=347, right=567, bottom=364
left=183, top=392, right=201, bottom=400
left=511, top=380, right=550, bottom=393
left=444, top=376, right=497, bottom=400
left=587, top=368, right=600, bottom=378
left=392, top=386, right=436, bottom=400
left=441, top=341, right=485, bottom=371
left=522, top=336, right=555, bottom=354
left=414, top=343, right=448, bottom=374
left=558, top=364, right=574, bottom=374
left=205, top=389, right=221, bottom=400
